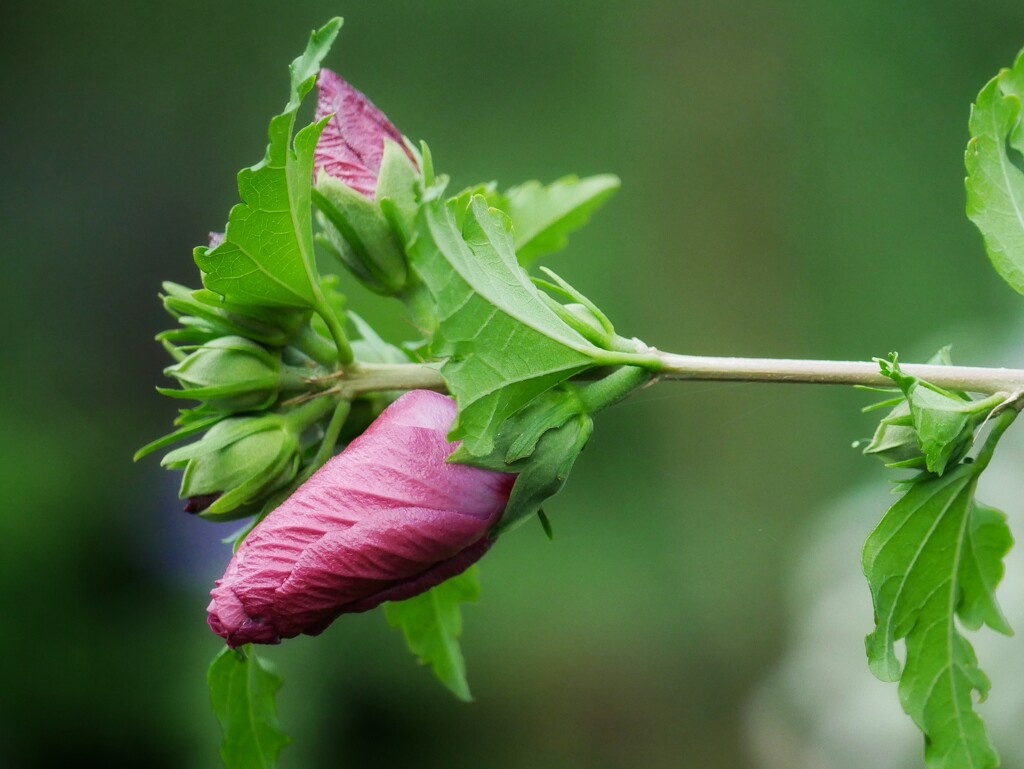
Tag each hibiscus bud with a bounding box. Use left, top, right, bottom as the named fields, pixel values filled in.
left=312, top=70, right=416, bottom=295
left=161, top=336, right=285, bottom=412
left=207, top=390, right=515, bottom=647
left=314, top=69, right=412, bottom=197
left=162, top=413, right=303, bottom=519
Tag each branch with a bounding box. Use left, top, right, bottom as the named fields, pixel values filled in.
left=652, top=350, right=1024, bottom=394
left=310, top=353, right=1024, bottom=403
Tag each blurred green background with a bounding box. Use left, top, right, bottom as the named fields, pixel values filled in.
left=4, top=1, right=1024, bottom=767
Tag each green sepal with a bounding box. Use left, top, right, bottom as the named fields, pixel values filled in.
left=161, top=282, right=307, bottom=347
left=383, top=567, right=482, bottom=702
left=208, top=645, right=289, bottom=769
left=503, top=174, right=621, bottom=265
left=313, top=172, right=408, bottom=294
left=966, top=48, right=1024, bottom=296
left=133, top=415, right=223, bottom=462
left=374, top=138, right=421, bottom=239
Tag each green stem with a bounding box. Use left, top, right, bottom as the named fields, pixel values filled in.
left=293, top=324, right=339, bottom=367
left=651, top=349, right=1024, bottom=395
left=315, top=299, right=354, bottom=366
left=973, top=408, right=1018, bottom=472
left=579, top=366, right=653, bottom=413
left=283, top=393, right=338, bottom=433
left=301, top=400, right=352, bottom=481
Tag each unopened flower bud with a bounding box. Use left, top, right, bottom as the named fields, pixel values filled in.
left=162, top=413, right=303, bottom=519
left=161, top=336, right=284, bottom=412
left=206, top=390, right=515, bottom=647
left=312, top=71, right=417, bottom=294
left=314, top=69, right=413, bottom=198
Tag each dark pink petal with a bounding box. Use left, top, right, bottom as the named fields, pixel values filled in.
left=207, top=390, right=514, bottom=647
left=313, top=69, right=411, bottom=197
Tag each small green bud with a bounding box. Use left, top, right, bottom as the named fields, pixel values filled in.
left=162, top=413, right=302, bottom=520
left=161, top=282, right=308, bottom=347
left=867, top=352, right=1002, bottom=475
left=161, top=336, right=283, bottom=412
left=862, top=400, right=926, bottom=467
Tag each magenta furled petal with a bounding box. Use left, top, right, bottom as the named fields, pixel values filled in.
left=207, top=390, right=515, bottom=647
left=313, top=68, right=411, bottom=197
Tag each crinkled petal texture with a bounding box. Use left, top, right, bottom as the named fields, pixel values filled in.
left=207, top=390, right=515, bottom=647
left=314, top=68, right=408, bottom=197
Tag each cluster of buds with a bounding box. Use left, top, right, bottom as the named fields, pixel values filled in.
left=146, top=67, right=517, bottom=645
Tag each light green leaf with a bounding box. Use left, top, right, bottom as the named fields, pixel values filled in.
left=384, top=567, right=481, bottom=702
left=195, top=19, right=341, bottom=309
left=966, top=48, right=1024, bottom=295
left=409, top=192, right=618, bottom=455
left=863, top=412, right=1015, bottom=769
left=208, top=645, right=289, bottom=769
left=503, top=174, right=620, bottom=264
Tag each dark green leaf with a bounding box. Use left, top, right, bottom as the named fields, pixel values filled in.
left=208, top=645, right=289, bottom=769
left=966, top=49, right=1024, bottom=295
left=863, top=415, right=1014, bottom=769
left=504, top=175, right=620, bottom=264
left=383, top=567, right=481, bottom=702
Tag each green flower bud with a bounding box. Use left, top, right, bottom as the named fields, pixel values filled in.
left=161, top=413, right=303, bottom=520
left=862, top=400, right=926, bottom=467
left=160, top=336, right=285, bottom=412
left=161, top=282, right=309, bottom=347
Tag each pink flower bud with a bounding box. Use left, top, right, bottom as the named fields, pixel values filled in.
left=207, top=390, right=515, bottom=647
left=313, top=69, right=412, bottom=197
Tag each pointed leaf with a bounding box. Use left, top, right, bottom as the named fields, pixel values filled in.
left=384, top=567, right=481, bottom=702
left=208, top=645, right=289, bottom=769
left=504, top=175, right=620, bottom=264
left=194, top=19, right=342, bottom=309
left=966, top=49, right=1024, bottom=295
left=863, top=460, right=1011, bottom=768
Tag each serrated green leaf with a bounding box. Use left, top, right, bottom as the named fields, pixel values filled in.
left=409, top=192, right=616, bottom=455
left=966, top=49, right=1024, bottom=295
left=958, top=503, right=1013, bottom=635
left=208, top=645, right=289, bottom=769
left=863, top=411, right=1015, bottom=769
left=195, top=19, right=341, bottom=310
left=383, top=567, right=481, bottom=702
left=504, top=175, right=620, bottom=264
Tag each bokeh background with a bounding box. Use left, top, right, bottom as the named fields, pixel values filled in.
left=4, top=1, right=1024, bottom=767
